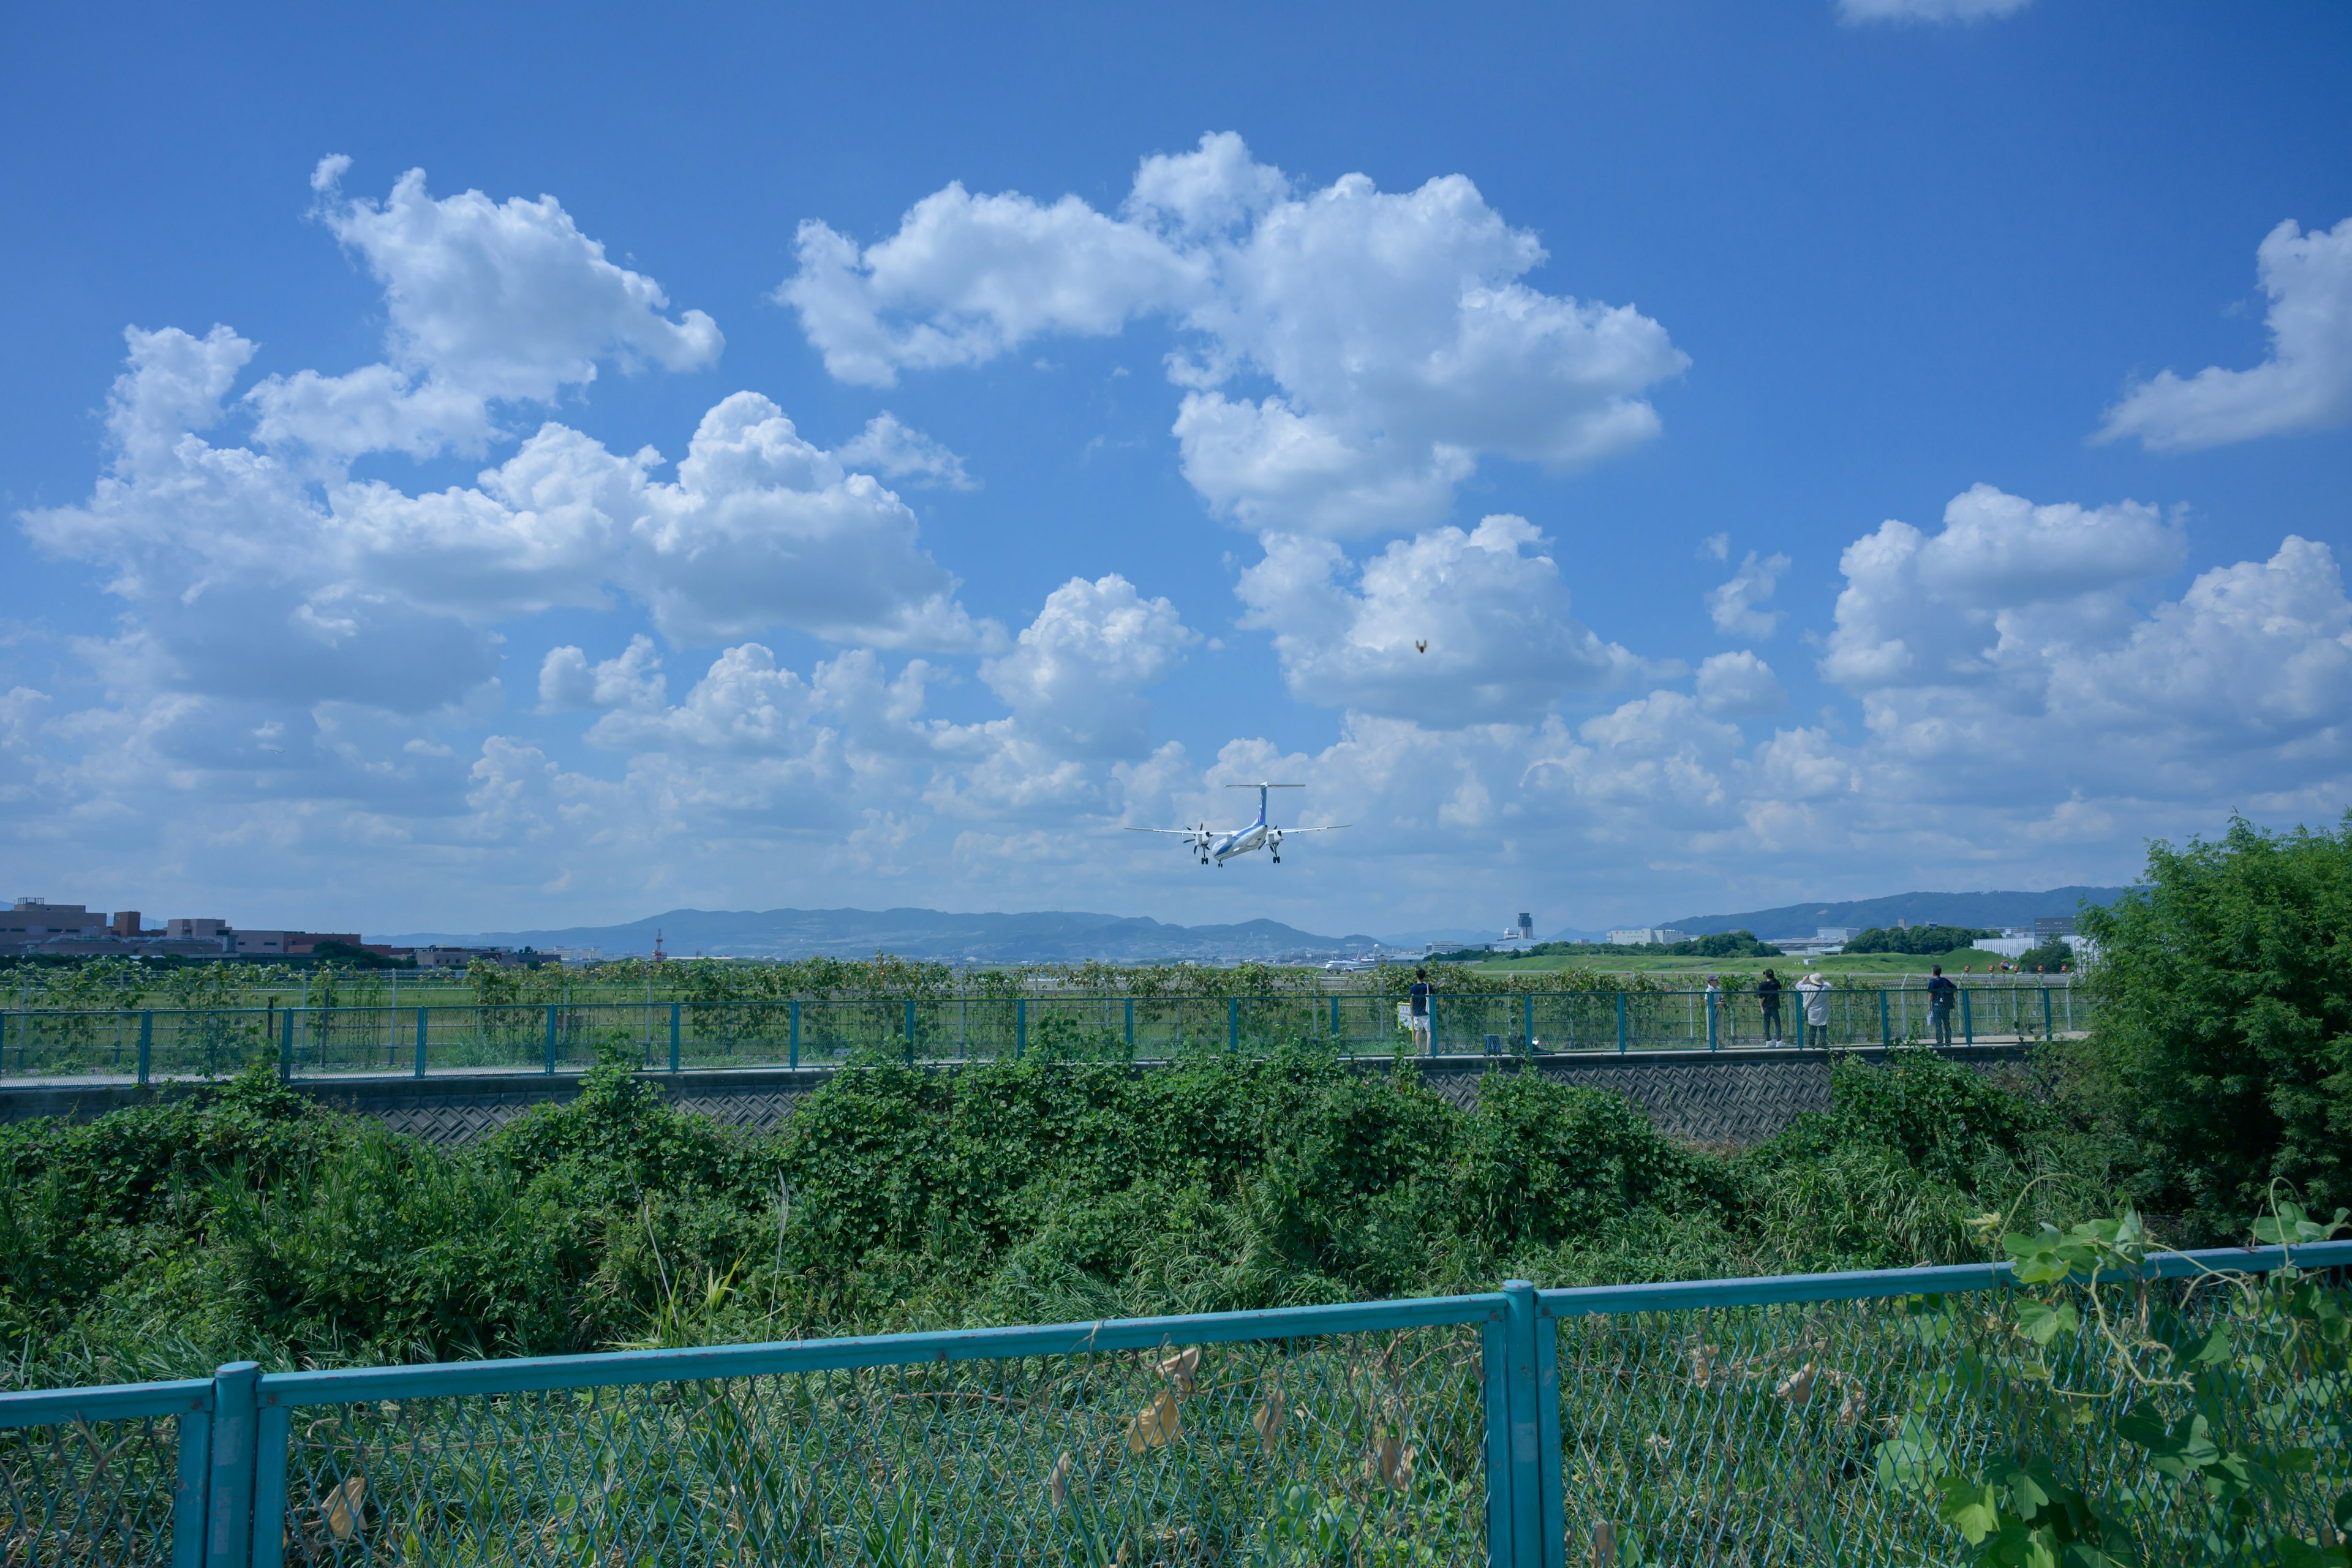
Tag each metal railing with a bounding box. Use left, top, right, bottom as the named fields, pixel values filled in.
left=3, top=1240, right=2342, bottom=1566
left=0, top=984, right=2081, bottom=1083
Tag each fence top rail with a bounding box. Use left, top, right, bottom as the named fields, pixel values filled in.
left=0, top=1376, right=212, bottom=1430
left=256, top=1290, right=1500, bottom=1409
left=3, top=981, right=2084, bottom=1020
left=1537, top=1239, right=2352, bottom=1318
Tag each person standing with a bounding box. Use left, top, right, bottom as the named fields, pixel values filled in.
left=1797, top=970, right=1831, bottom=1049
left=1408, top=968, right=1433, bottom=1051
left=1926, top=964, right=1958, bottom=1046
left=1705, top=974, right=1725, bottom=1046
left=1757, top=967, right=1784, bottom=1043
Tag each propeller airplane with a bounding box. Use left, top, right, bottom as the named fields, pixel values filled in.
left=1126, top=783, right=1350, bottom=867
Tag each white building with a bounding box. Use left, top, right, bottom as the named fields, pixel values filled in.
left=1605, top=928, right=1690, bottom=946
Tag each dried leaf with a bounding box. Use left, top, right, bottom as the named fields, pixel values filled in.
left=1645, top=1431, right=1672, bottom=1459
left=1252, top=1384, right=1288, bottom=1453
left=1687, top=1344, right=1716, bottom=1389
left=1774, top=1362, right=1815, bottom=1404
left=1047, top=1450, right=1073, bottom=1508
left=1366, top=1427, right=1416, bottom=1491
left=1126, top=1390, right=1180, bottom=1454
left=1158, top=1346, right=1202, bottom=1400
left=323, top=1474, right=365, bottom=1541
left=1593, top=1520, right=1618, bottom=1567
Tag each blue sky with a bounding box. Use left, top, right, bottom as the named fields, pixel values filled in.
left=4, top=0, right=2349, bottom=938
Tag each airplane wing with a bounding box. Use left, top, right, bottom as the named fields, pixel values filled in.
left=1274, top=823, right=1351, bottom=832
left=1125, top=826, right=1229, bottom=834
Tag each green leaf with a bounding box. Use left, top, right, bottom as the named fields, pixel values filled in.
left=2018, top=1298, right=2079, bottom=1346
left=1937, top=1476, right=2003, bottom=1544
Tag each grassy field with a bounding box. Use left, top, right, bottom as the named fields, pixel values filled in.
left=1444, top=947, right=2063, bottom=980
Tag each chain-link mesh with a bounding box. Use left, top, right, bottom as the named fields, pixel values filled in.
left=0, top=1411, right=186, bottom=1565
left=1553, top=1272, right=2350, bottom=1567
left=272, top=1326, right=1488, bottom=1567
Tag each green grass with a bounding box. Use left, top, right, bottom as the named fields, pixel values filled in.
left=1452, top=948, right=2064, bottom=979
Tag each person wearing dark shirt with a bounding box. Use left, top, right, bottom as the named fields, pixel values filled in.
left=1408, top=968, right=1433, bottom=1050
left=1757, top=968, right=1784, bottom=1043
left=1926, top=965, right=1958, bottom=1046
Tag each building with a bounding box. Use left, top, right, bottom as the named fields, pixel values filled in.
left=2034, top=916, right=2078, bottom=938
left=1605, top=928, right=1689, bottom=946
left=1, top=899, right=109, bottom=946
left=1515, top=913, right=1534, bottom=941
left=228, top=930, right=363, bottom=956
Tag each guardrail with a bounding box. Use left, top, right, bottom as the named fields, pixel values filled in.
left=2, top=1239, right=2341, bottom=1566
left=0, top=984, right=2081, bottom=1083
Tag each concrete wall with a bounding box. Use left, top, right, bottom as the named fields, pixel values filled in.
left=0, top=1044, right=2032, bottom=1148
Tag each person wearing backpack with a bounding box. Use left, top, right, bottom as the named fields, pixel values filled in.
left=1926, top=964, right=1958, bottom=1046
left=1757, top=968, right=1784, bottom=1043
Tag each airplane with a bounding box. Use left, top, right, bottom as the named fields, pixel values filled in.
left=1126, top=783, right=1350, bottom=867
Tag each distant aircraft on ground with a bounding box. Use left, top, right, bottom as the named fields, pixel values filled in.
left=1127, top=783, right=1350, bottom=867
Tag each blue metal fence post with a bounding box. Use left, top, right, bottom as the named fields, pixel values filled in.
left=1501, top=1281, right=1544, bottom=1568
left=906, top=999, right=918, bottom=1065
left=139, top=1009, right=153, bottom=1085
left=1962, top=987, right=1973, bottom=1046
left=669, top=1002, right=681, bottom=1072
left=1523, top=993, right=1534, bottom=1054
left=789, top=998, right=801, bottom=1068
left=1616, top=992, right=1627, bottom=1054
left=1228, top=997, right=1239, bottom=1052
left=1125, top=997, right=1135, bottom=1051
left=1330, top=993, right=1341, bottom=1044
left=1479, top=1296, right=1515, bottom=1568
left=413, top=1008, right=427, bottom=1078
left=171, top=1404, right=211, bottom=1568
left=203, top=1361, right=257, bottom=1568
left=1015, top=998, right=1026, bottom=1058
left=2042, top=986, right=2054, bottom=1039
left=249, top=1400, right=290, bottom=1568
left=544, top=1005, right=557, bottom=1074
left=1880, top=987, right=1892, bottom=1049
left=1427, top=995, right=1438, bottom=1057
left=1707, top=994, right=1718, bottom=1052
left=277, top=1008, right=293, bottom=1081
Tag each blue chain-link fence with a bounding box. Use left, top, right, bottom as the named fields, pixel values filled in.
left=0, top=982, right=2081, bottom=1082
left=4, top=1240, right=2342, bottom=1566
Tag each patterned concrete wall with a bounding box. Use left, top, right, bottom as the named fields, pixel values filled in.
left=0, top=1045, right=2029, bottom=1148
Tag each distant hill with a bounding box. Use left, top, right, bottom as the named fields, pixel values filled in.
left=381, top=906, right=1388, bottom=963
left=1662, top=887, right=2131, bottom=940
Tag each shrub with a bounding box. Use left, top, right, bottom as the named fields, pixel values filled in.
left=2070, top=816, right=2352, bottom=1234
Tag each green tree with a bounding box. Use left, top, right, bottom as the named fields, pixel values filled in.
left=2071, top=816, right=2352, bottom=1234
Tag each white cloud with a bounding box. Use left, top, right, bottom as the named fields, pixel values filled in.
left=1695, top=650, right=1787, bottom=717
left=1234, top=514, right=1645, bottom=726
left=1705, top=549, right=1790, bottom=638
left=782, top=133, right=1686, bottom=534
left=1823, top=484, right=2352, bottom=807
left=978, top=575, right=1196, bottom=759
left=539, top=636, right=665, bottom=712
left=1838, top=0, right=2030, bottom=22
left=1820, top=483, right=2186, bottom=690
left=833, top=412, right=976, bottom=490
left=2097, top=217, right=2352, bottom=450
left=247, top=162, right=721, bottom=466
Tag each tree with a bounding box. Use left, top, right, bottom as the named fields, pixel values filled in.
left=1844, top=924, right=1999, bottom=956
left=2072, top=816, right=2352, bottom=1234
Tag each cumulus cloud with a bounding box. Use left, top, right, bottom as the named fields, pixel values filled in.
left=539, top=636, right=665, bottom=712
left=1838, top=0, right=2030, bottom=21
left=247, top=161, right=722, bottom=465
left=2097, top=217, right=2352, bottom=450
left=1822, top=483, right=2352, bottom=805
left=1705, top=549, right=1790, bottom=638
left=782, top=133, right=1686, bottom=533
left=978, top=575, right=1196, bottom=758
left=1695, top=650, right=1787, bottom=717
left=1820, top=483, right=2187, bottom=690
left=834, top=413, right=976, bottom=490
left=1235, top=514, right=1645, bottom=726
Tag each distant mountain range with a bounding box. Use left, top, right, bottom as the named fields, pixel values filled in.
left=1657, top=887, right=2131, bottom=940
left=382, top=907, right=1390, bottom=963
